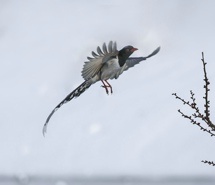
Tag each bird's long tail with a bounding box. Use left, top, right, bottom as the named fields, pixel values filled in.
left=43, top=80, right=92, bottom=136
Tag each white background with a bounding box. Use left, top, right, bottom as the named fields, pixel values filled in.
left=0, top=0, right=215, bottom=177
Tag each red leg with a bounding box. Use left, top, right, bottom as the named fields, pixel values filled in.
left=101, top=80, right=109, bottom=94
left=105, top=80, right=113, bottom=94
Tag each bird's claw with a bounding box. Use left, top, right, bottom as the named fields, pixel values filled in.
left=101, top=85, right=109, bottom=94
left=101, top=80, right=113, bottom=95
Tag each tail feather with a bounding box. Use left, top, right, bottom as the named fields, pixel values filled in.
left=43, top=80, right=92, bottom=136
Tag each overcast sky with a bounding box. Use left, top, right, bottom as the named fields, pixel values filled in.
left=1, top=0, right=215, bottom=177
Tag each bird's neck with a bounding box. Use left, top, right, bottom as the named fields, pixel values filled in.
left=118, top=51, right=128, bottom=67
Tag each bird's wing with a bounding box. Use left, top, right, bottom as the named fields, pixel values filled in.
left=115, top=46, right=160, bottom=78
left=124, top=46, right=160, bottom=71
left=81, top=41, right=118, bottom=80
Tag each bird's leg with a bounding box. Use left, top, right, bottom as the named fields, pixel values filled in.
left=101, top=80, right=109, bottom=94
left=104, top=80, right=113, bottom=94
left=101, top=80, right=113, bottom=94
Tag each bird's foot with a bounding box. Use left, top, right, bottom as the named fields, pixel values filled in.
left=101, top=80, right=113, bottom=94
left=101, top=85, right=110, bottom=94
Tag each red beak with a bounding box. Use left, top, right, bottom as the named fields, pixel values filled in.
left=131, top=48, right=138, bottom=52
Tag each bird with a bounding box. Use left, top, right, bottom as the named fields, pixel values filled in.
left=43, top=41, right=160, bottom=136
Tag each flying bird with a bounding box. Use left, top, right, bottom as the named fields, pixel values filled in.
left=43, top=41, right=160, bottom=136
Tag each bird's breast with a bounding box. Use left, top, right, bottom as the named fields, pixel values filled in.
left=100, top=58, right=121, bottom=80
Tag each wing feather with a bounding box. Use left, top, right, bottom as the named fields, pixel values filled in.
left=108, top=41, right=113, bottom=53
left=97, top=46, right=104, bottom=56
left=115, top=46, right=160, bottom=79
left=92, top=51, right=99, bottom=58
left=113, top=42, right=117, bottom=52
left=81, top=41, right=118, bottom=80
left=87, top=57, right=93, bottom=60
left=124, top=46, right=160, bottom=71
left=102, top=43, right=108, bottom=54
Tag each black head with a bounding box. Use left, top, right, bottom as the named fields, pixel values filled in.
left=119, top=45, right=138, bottom=56
left=118, top=45, right=138, bottom=67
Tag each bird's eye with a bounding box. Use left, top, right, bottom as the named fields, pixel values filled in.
left=126, top=48, right=130, bottom=52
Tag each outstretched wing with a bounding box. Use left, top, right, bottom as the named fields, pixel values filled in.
left=81, top=41, right=118, bottom=80
left=115, top=46, right=160, bottom=78
left=124, top=46, right=160, bottom=71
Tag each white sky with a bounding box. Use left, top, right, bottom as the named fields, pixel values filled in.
left=1, top=0, right=215, bottom=177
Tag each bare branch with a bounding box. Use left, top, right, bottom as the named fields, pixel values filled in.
left=201, top=160, right=215, bottom=166
left=201, top=52, right=215, bottom=130
left=173, top=52, right=215, bottom=165
left=177, top=109, right=215, bottom=137
left=172, top=52, right=215, bottom=136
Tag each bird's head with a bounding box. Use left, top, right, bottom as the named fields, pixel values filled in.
left=118, top=45, right=138, bottom=59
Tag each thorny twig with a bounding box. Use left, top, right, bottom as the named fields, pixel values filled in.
left=202, top=53, right=215, bottom=130
left=172, top=52, right=215, bottom=166
left=177, top=109, right=215, bottom=137
left=201, top=160, right=215, bottom=166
